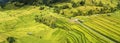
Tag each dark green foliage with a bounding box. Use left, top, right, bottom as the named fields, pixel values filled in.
left=35, top=15, right=41, bottom=23
left=98, top=8, right=106, bottom=14
left=0, top=0, right=9, bottom=8
left=77, top=10, right=83, bottom=16
left=11, top=0, right=71, bottom=6
left=72, top=3, right=79, bottom=7
left=50, top=0, right=70, bottom=4
left=72, top=10, right=82, bottom=17
left=7, top=37, right=16, bottom=43
left=39, top=6, right=45, bottom=10
left=54, top=8, right=61, bottom=13
left=87, top=10, right=93, bottom=15
left=43, top=0, right=70, bottom=5
left=62, top=5, right=70, bottom=9
left=12, top=0, right=37, bottom=5
left=110, top=7, right=117, bottom=12
left=0, top=4, right=5, bottom=8
left=117, top=1, right=120, bottom=9
left=98, top=1, right=103, bottom=7
left=10, top=0, right=37, bottom=7
left=79, top=1, right=85, bottom=6
left=42, top=0, right=51, bottom=5
left=34, top=14, right=57, bottom=28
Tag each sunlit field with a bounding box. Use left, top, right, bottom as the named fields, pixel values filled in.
left=0, top=0, right=120, bottom=43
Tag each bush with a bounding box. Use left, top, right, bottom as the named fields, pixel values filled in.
left=87, top=10, right=93, bottom=15
left=79, top=1, right=85, bottom=6
left=72, top=3, right=79, bottom=7
left=7, top=37, right=16, bottom=43
left=50, top=0, right=70, bottom=4
left=34, top=14, right=57, bottom=28
left=117, top=1, right=120, bottom=9
left=10, top=0, right=38, bottom=6
left=54, top=8, right=61, bottom=13
left=98, top=1, right=103, bottom=7
left=42, top=0, right=70, bottom=5
left=39, top=6, right=45, bottom=10
left=71, top=0, right=83, bottom=7
left=0, top=0, right=9, bottom=8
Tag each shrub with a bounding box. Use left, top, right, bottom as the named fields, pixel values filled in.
left=71, top=0, right=83, bottom=7
left=117, top=1, right=120, bottom=9
left=10, top=0, right=38, bottom=6
left=98, top=1, right=103, bottom=7
left=72, top=3, right=79, bottom=7
left=39, top=6, right=45, bottom=10
left=73, top=10, right=83, bottom=16
left=7, top=37, right=16, bottom=43
left=0, top=0, right=9, bottom=8
left=87, top=10, right=93, bottom=15
left=79, top=1, right=85, bottom=6
left=34, top=14, right=57, bottom=28
left=54, top=8, right=61, bottom=13
left=50, top=0, right=70, bottom=3
left=42, top=0, right=70, bottom=5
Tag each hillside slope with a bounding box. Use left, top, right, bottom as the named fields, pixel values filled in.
left=0, top=0, right=120, bottom=43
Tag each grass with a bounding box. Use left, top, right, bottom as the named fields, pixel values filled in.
left=0, top=0, right=120, bottom=43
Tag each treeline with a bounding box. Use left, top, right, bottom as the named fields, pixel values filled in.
left=0, top=0, right=84, bottom=8
left=0, top=0, right=119, bottom=8
left=1, top=0, right=120, bottom=16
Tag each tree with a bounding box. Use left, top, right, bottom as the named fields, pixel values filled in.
left=87, top=10, right=93, bottom=15
left=43, top=0, right=51, bottom=5
left=98, top=1, right=103, bottom=7
left=109, top=7, right=117, bottom=12
left=80, top=1, right=85, bottom=6
left=50, top=0, right=70, bottom=3
left=0, top=0, right=9, bottom=8
left=72, top=3, right=79, bottom=7
left=39, top=6, right=45, bottom=10
left=7, top=37, right=16, bottom=43
left=10, top=0, right=37, bottom=6
left=117, top=1, right=120, bottom=9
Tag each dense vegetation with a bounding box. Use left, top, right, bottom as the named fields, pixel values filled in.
left=0, top=0, right=120, bottom=43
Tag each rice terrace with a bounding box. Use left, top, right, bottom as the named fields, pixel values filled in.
left=0, top=0, right=120, bottom=43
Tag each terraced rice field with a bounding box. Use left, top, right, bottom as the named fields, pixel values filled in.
left=0, top=5, right=120, bottom=43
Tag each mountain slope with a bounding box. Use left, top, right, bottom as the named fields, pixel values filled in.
left=0, top=0, right=120, bottom=43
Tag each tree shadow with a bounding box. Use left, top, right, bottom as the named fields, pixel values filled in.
left=0, top=3, right=24, bottom=11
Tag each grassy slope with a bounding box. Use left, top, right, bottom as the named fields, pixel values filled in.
left=0, top=0, right=120, bottom=43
